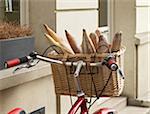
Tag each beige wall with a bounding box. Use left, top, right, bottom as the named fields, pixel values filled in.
left=29, top=0, right=56, bottom=54
left=113, top=0, right=136, bottom=98
left=0, top=0, right=4, bottom=21
left=0, top=76, right=56, bottom=114
left=0, top=92, right=2, bottom=112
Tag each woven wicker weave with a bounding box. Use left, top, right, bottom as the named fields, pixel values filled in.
left=50, top=47, right=125, bottom=97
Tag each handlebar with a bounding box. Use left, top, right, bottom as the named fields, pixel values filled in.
left=5, top=56, right=31, bottom=68
left=4, top=51, right=124, bottom=79
left=4, top=52, right=37, bottom=68
left=5, top=51, right=118, bottom=71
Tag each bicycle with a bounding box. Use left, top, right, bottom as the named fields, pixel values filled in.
left=6, top=51, right=124, bottom=114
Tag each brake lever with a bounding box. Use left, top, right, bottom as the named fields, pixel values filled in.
left=13, top=59, right=37, bottom=73
left=13, top=65, right=26, bottom=73
left=117, top=68, right=125, bottom=79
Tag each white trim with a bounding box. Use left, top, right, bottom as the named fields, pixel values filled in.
left=8, top=0, right=12, bottom=12
left=135, top=32, right=150, bottom=45
left=20, top=0, right=29, bottom=26
left=136, top=5, right=150, bottom=7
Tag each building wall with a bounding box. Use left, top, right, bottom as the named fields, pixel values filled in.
left=0, top=0, right=4, bottom=21
left=0, top=92, right=2, bottom=112
left=26, top=0, right=137, bottom=99
left=29, top=0, right=56, bottom=54
left=0, top=76, right=56, bottom=114
left=113, top=0, right=136, bottom=98
left=1, top=0, right=137, bottom=101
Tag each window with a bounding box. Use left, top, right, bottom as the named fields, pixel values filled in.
left=99, top=0, right=108, bottom=27
left=4, top=0, right=20, bottom=22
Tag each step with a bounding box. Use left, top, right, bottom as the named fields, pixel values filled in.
left=119, top=106, right=150, bottom=114
left=90, top=97, right=127, bottom=113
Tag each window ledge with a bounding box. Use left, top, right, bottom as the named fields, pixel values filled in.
left=135, top=32, right=150, bottom=45
left=0, top=61, right=52, bottom=91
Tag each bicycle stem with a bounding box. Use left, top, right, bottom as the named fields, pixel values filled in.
left=74, top=61, right=84, bottom=77
left=73, top=61, right=85, bottom=97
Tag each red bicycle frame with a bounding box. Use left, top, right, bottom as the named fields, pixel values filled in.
left=68, top=96, right=88, bottom=114
left=8, top=108, right=26, bottom=114
left=68, top=96, right=116, bottom=114
left=7, top=54, right=118, bottom=114
left=67, top=61, right=116, bottom=114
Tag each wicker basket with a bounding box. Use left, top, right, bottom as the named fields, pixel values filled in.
left=49, top=47, right=125, bottom=97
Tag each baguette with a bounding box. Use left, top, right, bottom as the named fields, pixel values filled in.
left=43, top=24, right=74, bottom=54
left=89, top=32, right=98, bottom=49
left=44, top=33, right=73, bottom=54
left=95, top=29, right=101, bottom=38
left=65, top=30, right=81, bottom=53
left=43, top=24, right=63, bottom=44
left=111, top=32, right=122, bottom=52
left=81, top=29, right=96, bottom=54
left=97, top=35, right=109, bottom=53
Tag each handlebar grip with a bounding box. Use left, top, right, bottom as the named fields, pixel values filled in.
left=102, top=55, right=118, bottom=71
left=107, top=59, right=118, bottom=71
left=5, top=56, right=29, bottom=68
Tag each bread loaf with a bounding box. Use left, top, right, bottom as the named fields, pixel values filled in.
left=44, top=33, right=73, bottom=54
left=43, top=24, right=63, bottom=44
left=65, top=30, right=81, bottom=53
left=43, top=24, right=74, bottom=54
left=89, top=32, right=98, bottom=49
left=97, top=35, right=109, bottom=53
left=95, top=29, right=101, bottom=38
left=81, top=29, right=96, bottom=54
left=111, top=32, right=122, bottom=52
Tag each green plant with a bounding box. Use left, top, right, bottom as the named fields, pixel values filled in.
left=0, top=22, right=32, bottom=40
